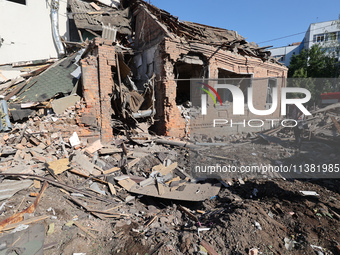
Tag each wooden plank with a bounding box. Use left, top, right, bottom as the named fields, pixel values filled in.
left=90, top=2, right=101, bottom=10
left=2, top=215, right=49, bottom=232
left=127, top=158, right=140, bottom=169
left=311, top=103, right=340, bottom=114
left=178, top=205, right=198, bottom=222
left=118, top=178, right=137, bottom=191
left=4, top=78, right=30, bottom=101
left=66, top=196, right=106, bottom=220
left=145, top=216, right=157, bottom=227
left=78, top=30, right=84, bottom=43
left=103, top=167, right=120, bottom=175
left=116, top=53, right=123, bottom=105
left=139, top=178, right=155, bottom=188
left=200, top=240, right=219, bottom=255
left=331, top=116, right=340, bottom=134
left=74, top=221, right=97, bottom=239
left=159, top=162, right=177, bottom=176
left=108, top=182, right=117, bottom=195
left=87, top=11, right=105, bottom=15
left=0, top=71, right=8, bottom=81
left=69, top=169, right=108, bottom=184
left=157, top=181, right=165, bottom=195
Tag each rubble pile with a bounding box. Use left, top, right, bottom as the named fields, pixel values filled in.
left=0, top=103, right=339, bottom=254
left=308, top=103, right=340, bottom=143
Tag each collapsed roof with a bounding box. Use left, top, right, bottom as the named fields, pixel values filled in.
left=69, top=0, right=277, bottom=62
left=69, top=0, right=132, bottom=35
left=131, top=0, right=275, bottom=62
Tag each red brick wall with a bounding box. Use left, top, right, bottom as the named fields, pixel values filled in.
left=77, top=56, right=100, bottom=129
left=97, top=39, right=115, bottom=143
left=160, top=39, right=288, bottom=136
left=78, top=38, right=115, bottom=144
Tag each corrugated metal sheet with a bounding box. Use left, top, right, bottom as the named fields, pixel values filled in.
left=102, top=24, right=117, bottom=42
left=0, top=180, right=33, bottom=201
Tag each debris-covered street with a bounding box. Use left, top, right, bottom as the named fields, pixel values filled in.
left=0, top=0, right=340, bottom=254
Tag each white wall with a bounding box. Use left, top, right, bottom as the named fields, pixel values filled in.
left=269, top=44, right=302, bottom=66
left=0, top=0, right=68, bottom=65
left=304, top=20, right=340, bottom=49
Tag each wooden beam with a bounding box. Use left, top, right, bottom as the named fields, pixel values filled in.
left=1, top=215, right=49, bottom=232
left=330, top=116, right=340, bottom=134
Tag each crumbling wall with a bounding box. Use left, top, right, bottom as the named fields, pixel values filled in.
left=161, top=38, right=288, bottom=135
left=160, top=57, right=187, bottom=137
left=78, top=38, right=115, bottom=143
left=132, top=4, right=287, bottom=137
left=133, top=6, right=187, bottom=137
left=208, top=46, right=287, bottom=121
left=133, top=5, right=168, bottom=49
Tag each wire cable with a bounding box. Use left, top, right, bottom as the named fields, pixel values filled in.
left=258, top=23, right=338, bottom=44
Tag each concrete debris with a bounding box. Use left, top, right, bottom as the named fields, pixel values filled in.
left=300, top=191, right=320, bottom=196
left=0, top=180, right=33, bottom=201
left=249, top=248, right=258, bottom=255
left=284, top=237, right=294, bottom=251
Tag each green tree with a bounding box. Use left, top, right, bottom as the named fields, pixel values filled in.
left=288, top=44, right=338, bottom=78
left=288, top=44, right=340, bottom=105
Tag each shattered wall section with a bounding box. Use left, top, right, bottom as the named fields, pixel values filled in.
left=78, top=55, right=100, bottom=130
left=97, top=39, right=115, bottom=143
left=78, top=38, right=115, bottom=143
left=132, top=3, right=288, bottom=137
left=133, top=5, right=168, bottom=49
left=133, top=6, right=187, bottom=137
left=160, top=57, right=187, bottom=137
left=161, top=38, right=288, bottom=135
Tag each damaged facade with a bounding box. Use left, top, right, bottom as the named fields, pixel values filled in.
left=0, top=0, right=287, bottom=140
left=130, top=2, right=287, bottom=136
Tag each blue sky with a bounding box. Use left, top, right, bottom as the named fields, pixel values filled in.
left=149, top=0, right=340, bottom=48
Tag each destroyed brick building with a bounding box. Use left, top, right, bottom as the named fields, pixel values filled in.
left=1, top=0, right=287, bottom=141
left=73, top=0, right=288, bottom=141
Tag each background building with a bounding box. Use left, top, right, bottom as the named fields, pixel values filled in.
left=269, top=19, right=340, bottom=66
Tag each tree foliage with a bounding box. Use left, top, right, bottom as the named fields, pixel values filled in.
left=287, top=44, right=340, bottom=105
left=288, top=44, right=338, bottom=78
